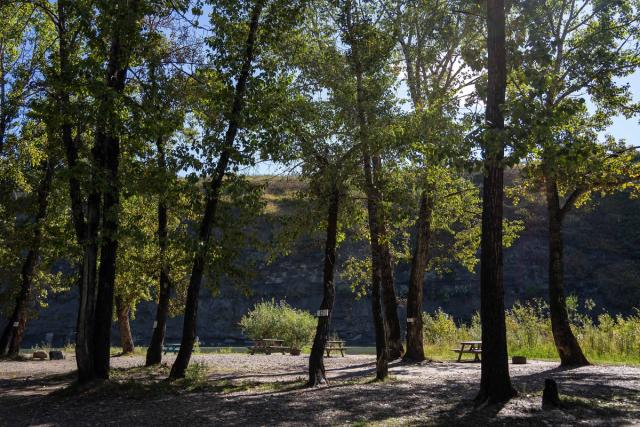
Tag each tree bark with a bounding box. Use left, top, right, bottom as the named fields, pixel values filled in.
left=403, top=191, right=433, bottom=363
left=54, top=0, right=96, bottom=383
left=308, top=189, right=339, bottom=386
left=349, top=22, right=389, bottom=379
left=372, top=155, right=404, bottom=360
left=476, top=0, right=516, bottom=405
left=146, top=137, right=171, bottom=366
left=116, top=297, right=134, bottom=354
left=544, top=176, right=590, bottom=367
left=169, top=1, right=264, bottom=379
left=0, top=160, right=54, bottom=356
left=92, top=0, right=142, bottom=380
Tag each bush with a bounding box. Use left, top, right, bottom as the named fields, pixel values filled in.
left=422, top=309, right=458, bottom=345
left=239, top=300, right=316, bottom=350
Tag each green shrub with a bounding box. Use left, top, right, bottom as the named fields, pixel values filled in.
left=422, top=309, right=458, bottom=345
left=239, top=299, right=316, bottom=350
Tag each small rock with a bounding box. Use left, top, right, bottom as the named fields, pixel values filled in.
left=49, top=350, right=65, bottom=360
left=32, top=350, right=48, bottom=360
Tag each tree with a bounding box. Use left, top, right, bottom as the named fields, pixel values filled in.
left=0, top=2, right=62, bottom=357
left=509, top=0, right=640, bottom=367
left=391, top=0, right=483, bottom=362
left=169, top=0, right=304, bottom=379
left=475, top=0, right=517, bottom=405
left=339, top=0, right=404, bottom=368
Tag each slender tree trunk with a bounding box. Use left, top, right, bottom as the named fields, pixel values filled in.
left=308, top=189, right=340, bottom=386
left=372, top=155, right=404, bottom=359
left=116, top=297, right=134, bottom=354
left=351, top=34, right=389, bottom=380
left=54, top=0, right=96, bottom=383
left=169, top=1, right=264, bottom=380
left=0, top=160, right=54, bottom=356
left=146, top=137, right=171, bottom=366
left=544, top=176, right=590, bottom=367
left=403, top=191, right=433, bottom=363
left=476, top=0, right=516, bottom=405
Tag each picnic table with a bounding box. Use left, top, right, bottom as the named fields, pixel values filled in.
left=452, top=340, right=482, bottom=362
left=163, top=343, right=181, bottom=354
left=325, top=340, right=346, bottom=357
left=248, top=338, right=288, bottom=355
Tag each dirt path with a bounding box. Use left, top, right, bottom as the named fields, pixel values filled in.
left=1, top=354, right=639, bottom=426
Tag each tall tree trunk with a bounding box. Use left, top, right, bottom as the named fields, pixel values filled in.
left=372, top=155, right=404, bottom=360
left=476, top=0, right=516, bottom=405
left=92, top=0, right=141, bottom=380
left=77, top=140, right=102, bottom=382
left=0, top=160, right=54, bottom=356
left=169, top=1, right=264, bottom=380
left=351, top=34, right=389, bottom=380
left=55, top=0, right=96, bottom=383
left=93, top=129, right=119, bottom=378
left=403, top=191, right=433, bottom=363
left=544, top=176, right=590, bottom=367
left=146, top=137, right=171, bottom=366
left=116, top=297, right=134, bottom=354
left=308, top=189, right=340, bottom=386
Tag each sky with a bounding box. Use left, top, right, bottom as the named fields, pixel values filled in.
left=242, top=71, right=640, bottom=176
left=608, top=72, right=640, bottom=143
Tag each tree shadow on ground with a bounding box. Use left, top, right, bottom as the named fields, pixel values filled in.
left=1, top=360, right=638, bottom=426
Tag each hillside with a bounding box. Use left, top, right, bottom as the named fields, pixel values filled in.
left=12, top=175, right=640, bottom=348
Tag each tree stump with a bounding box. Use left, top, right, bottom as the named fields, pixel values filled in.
left=49, top=350, right=65, bottom=360
left=542, top=378, right=562, bottom=409
left=512, top=355, right=527, bottom=364
left=32, top=351, right=47, bottom=360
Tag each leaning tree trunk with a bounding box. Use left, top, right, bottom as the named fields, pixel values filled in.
left=476, top=0, right=516, bottom=406
left=308, top=190, right=340, bottom=387
left=146, top=137, right=171, bottom=366
left=545, top=177, right=590, bottom=367
left=0, top=160, right=54, bottom=356
left=403, top=191, right=433, bottom=363
left=169, top=1, right=264, bottom=380
left=116, top=297, right=135, bottom=354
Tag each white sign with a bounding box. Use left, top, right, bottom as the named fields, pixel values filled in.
left=316, top=309, right=329, bottom=317
left=406, top=318, right=415, bottom=323
left=12, top=322, right=19, bottom=327
left=153, top=321, right=158, bottom=329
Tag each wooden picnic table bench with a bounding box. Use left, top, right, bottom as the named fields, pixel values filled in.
left=163, top=343, right=181, bottom=354
left=325, top=340, right=346, bottom=357
left=248, top=338, right=288, bottom=355
left=451, top=340, right=482, bottom=362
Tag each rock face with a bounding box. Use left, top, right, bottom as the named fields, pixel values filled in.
left=6, top=185, right=640, bottom=349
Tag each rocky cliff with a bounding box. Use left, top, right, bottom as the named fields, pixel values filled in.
left=11, top=178, right=640, bottom=348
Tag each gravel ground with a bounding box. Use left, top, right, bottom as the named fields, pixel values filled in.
left=1, top=353, right=639, bottom=426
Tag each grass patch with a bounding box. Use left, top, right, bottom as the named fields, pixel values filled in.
left=421, top=299, right=640, bottom=366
